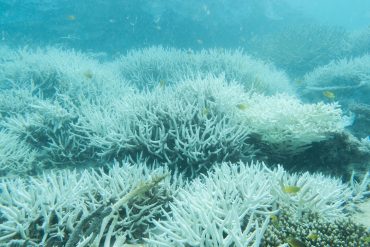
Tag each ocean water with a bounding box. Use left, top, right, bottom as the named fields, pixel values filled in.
left=0, top=1, right=370, bottom=246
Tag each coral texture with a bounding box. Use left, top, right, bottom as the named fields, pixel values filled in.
left=113, top=46, right=293, bottom=94
left=147, top=161, right=369, bottom=246
left=0, top=163, right=180, bottom=246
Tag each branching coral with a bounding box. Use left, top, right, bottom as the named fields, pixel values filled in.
left=0, top=73, right=347, bottom=175
left=266, top=165, right=354, bottom=220
left=147, top=162, right=274, bottom=247
left=0, top=163, right=180, bottom=246
left=301, top=54, right=370, bottom=138
left=147, top=161, right=368, bottom=246
left=0, top=46, right=128, bottom=101
left=0, top=160, right=367, bottom=246
left=0, top=130, right=39, bottom=175
left=73, top=76, right=256, bottom=175
left=0, top=45, right=362, bottom=178
left=302, top=54, right=370, bottom=105
left=112, top=46, right=293, bottom=94
left=1, top=98, right=90, bottom=170
left=238, top=93, right=344, bottom=155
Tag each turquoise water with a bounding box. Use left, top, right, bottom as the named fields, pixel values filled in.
left=0, top=1, right=370, bottom=246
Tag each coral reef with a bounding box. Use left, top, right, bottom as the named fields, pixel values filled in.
left=2, top=161, right=367, bottom=246
left=112, top=46, right=293, bottom=94
left=301, top=54, right=370, bottom=138
left=238, top=93, right=344, bottom=156
left=301, top=54, right=370, bottom=106
left=73, top=76, right=256, bottom=176
left=0, top=45, right=348, bottom=176
left=0, top=46, right=128, bottom=101
left=262, top=207, right=369, bottom=247
left=0, top=163, right=180, bottom=246
left=147, top=161, right=369, bottom=246
left=0, top=45, right=369, bottom=246
left=247, top=24, right=350, bottom=77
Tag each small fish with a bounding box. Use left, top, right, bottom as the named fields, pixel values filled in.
left=287, top=237, right=307, bottom=247
left=282, top=185, right=301, bottom=194
left=196, top=39, right=203, bottom=45
left=66, top=15, right=76, bottom=21
left=159, top=79, right=166, bottom=88
left=60, top=34, right=80, bottom=40
left=236, top=103, right=248, bottom=110
left=364, top=235, right=370, bottom=243
left=323, top=90, right=335, bottom=100
left=270, top=214, right=279, bottom=227
left=83, top=70, right=93, bottom=79
left=306, top=232, right=319, bottom=241
left=202, top=107, right=209, bottom=117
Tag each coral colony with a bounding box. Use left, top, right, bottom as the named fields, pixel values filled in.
left=0, top=46, right=369, bottom=246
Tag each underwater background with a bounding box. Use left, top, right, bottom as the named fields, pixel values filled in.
left=0, top=0, right=370, bottom=246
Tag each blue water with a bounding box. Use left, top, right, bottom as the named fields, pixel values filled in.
left=2, top=0, right=368, bottom=53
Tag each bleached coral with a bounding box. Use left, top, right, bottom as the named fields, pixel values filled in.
left=0, top=46, right=128, bottom=101
left=113, top=46, right=293, bottom=94
left=73, top=76, right=256, bottom=175
left=0, top=130, right=39, bottom=175
left=302, top=54, right=370, bottom=97
left=0, top=98, right=89, bottom=169
left=301, top=54, right=370, bottom=138
left=350, top=171, right=370, bottom=202
left=0, top=162, right=180, bottom=246
left=0, top=72, right=346, bottom=175
left=147, top=162, right=273, bottom=247
left=0, top=46, right=355, bottom=176
left=238, top=93, right=344, bottom=155
left=267, top=165, right=353, bottom=220
left=147, top=161, right=359, bottom=246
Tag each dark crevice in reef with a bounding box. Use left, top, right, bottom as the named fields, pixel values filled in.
left=252, top=132, right=370, bottom=180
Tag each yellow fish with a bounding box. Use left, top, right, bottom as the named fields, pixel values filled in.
left=270, top=214, right=279, bottom=227
left=67, top=15, right=76, bottom=21
left=202, top=107, right=209, bottom=117
left=306, top=232, right=319, bottom=241
left=287, top=237, right=307, bottom=247
left=295, top=79, right=303, bottom=85
left=236, top=103, right=248, bottom=110
left=282, top=185, right=301, bottom=194
left=323, top=90, right=335, bottom=100
left=159, top=79, right=166, bottom=88
left=83, top=70, right=93, bottom=79
left=196, top=39, right=203, bottom=45
left=364, top=235, right=370, bottom=243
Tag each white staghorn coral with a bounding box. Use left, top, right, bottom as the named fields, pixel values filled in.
left=73, top=76, right=256, bottom=175
left=303, top=55, right=370, bottom=91
left=0, top=46, right=128, bottom=101
left=0, top=98, right=89, bottom=169
left=0, top=162, right=180, bottom=246
left=147, top=161, right=360, bottom=246
left=238, top=93, right=344, bottom=154
left=0, top=130, right=39, bottom=175
left=266, top=165, right=353, bottom=220
left=113, top=46, right=293, bottom=94
left=0, top=72, right=347, bottom=175
left=0, top=161, right=366, bottom=246
left=147, top=161, right=273, bottom=247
